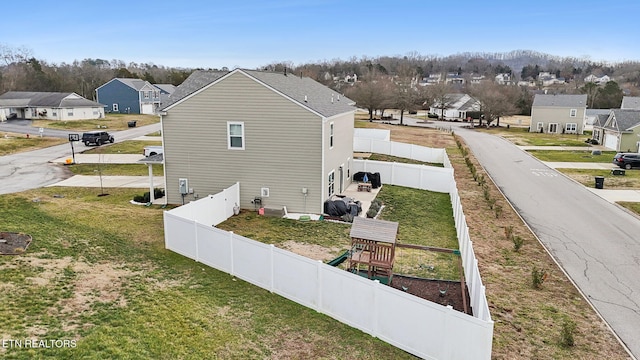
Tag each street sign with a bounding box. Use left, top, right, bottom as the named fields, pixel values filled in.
left=68, top=133, right=80, bottom=142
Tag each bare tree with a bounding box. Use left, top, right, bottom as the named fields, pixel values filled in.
left=469, top=83, right=519, bottom=127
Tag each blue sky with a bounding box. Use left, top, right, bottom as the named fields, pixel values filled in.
left=2, top=0, right=639, bottom=69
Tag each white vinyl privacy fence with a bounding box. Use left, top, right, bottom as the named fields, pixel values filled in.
left=164, top=141, right=493, bottom=359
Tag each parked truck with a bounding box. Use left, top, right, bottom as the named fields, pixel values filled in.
left=143, top=145, right=164, bottom=157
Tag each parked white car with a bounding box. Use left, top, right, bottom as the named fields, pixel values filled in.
left=143, top=145, right=164, bottom=157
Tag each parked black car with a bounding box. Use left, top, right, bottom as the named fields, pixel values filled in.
left=81, top=131, right=114, bottom=146
left=612, top=153, right=640, bottom=170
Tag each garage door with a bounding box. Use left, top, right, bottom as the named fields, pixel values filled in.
left=141, top=104, right=154, bottom=115
left=604, top=133, right=618, bottom=150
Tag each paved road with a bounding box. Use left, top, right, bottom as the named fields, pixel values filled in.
left=453, top=128, right=640, bottom=359
left=0, top=122, right=161, bottom=195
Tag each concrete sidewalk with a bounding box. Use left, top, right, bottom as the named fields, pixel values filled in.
left=51, top=154, right=145, bottom=164
left=47, top=175, right=164, bottom=188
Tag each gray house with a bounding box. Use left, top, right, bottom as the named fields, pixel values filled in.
left=530, top=94, right=587, bottom=134
left=0, top=91, right=104, bottom=120
left=160, top=69, right=356, bottom=213
left=597, top=109, right=640, bottom=152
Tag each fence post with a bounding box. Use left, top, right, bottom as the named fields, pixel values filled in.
left=229, top=231, right=235, bottom=276
left=270, top=244, right=275, bottom=293
left=372, top=279, right=380, bottom=337
left=317, top=260, right=323, bottom=311
left=194, top=219, right=199, bottom=262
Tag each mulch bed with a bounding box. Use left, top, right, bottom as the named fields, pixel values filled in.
left=0, top=232, right=32, bottom=255
left=390, top=275, right=471, bottom=315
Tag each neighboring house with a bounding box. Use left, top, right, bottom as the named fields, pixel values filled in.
left=96, top=78, right=175, bottom=115
left=591, top=112, right=611, bottom=145
left=596, top=109, right=640, bottom=152
left=429, top=93, right=481, bottom=121
left=160, top=69, right=356, bottom=213
left=0, top=91, right=104, bottom=120
left=494, top=73, right=514, bottom=85
left=621, top=96, right=640, bottom=109
left=530, top=94, right=587, bottom=133
left=584, top=74, right=610, bottom=85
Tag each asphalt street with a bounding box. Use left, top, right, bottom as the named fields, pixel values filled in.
left=454, top=127, right=640, bottom=359
left=0, top=122, right=161, bottom=195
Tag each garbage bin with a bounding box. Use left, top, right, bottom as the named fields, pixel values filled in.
left=595, top=176, right=605, bottom=189
left=127, top=121, right=137, bottom=128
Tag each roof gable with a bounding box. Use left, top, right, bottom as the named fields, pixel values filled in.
left=163, top=69, right=355, bottom=118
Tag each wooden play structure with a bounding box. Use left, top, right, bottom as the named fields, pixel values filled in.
left=348, top=217, right=398, bottom=284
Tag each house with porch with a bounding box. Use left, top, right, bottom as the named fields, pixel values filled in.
left=0, top=91, right=104, bottom=120
left=530, top=94, right=587, bottom=133
left=429, top=93, right=481, bottom=121
left=159, top=69, right=356, bottom=213
left=596, top=109, right=640, bottom=152
left=96, top=78, right=175, bottom=115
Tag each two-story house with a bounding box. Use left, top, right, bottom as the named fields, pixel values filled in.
left=159, top=69, right=356, bottom=213
left=96, top=78, right=175, bottom=115
left=530, top=94, right=587, bottom=133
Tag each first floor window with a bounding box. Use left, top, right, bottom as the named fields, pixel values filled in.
left=328, top=171, right=335, bottom=197
left=228, top=122, right=245, bottom=149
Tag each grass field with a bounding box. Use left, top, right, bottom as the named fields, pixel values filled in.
left=527, top=150, right=617, bottom=162
left=0, top=188, right=413, bottom=359
left=32, top=114, right=160, bottom=131
left=83, top=140, right=162, bottom=155
left=0, top=132, right=67, bottom=156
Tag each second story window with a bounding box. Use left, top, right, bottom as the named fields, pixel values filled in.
left=228, top=122, right=245, bottom=150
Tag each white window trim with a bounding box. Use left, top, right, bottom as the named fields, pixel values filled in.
left=570, top=109, right=577, bottom=117
left=329, top=122, right=334, bottom=149
left=328, top=170, right=335, bottom=197
left=227, top=121, right=245, bottom=150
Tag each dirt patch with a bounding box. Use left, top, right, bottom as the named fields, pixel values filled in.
left=0, top=232, right=32, bottom=255
left=280, top=240, right=343, bottom=262
left=390, top=276, right=470, bottom=314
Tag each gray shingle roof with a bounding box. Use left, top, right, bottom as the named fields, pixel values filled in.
left=116, top=78, right=152, bottom=91
left=621, top=96, right=640, bottom=110
left=605, top=109, right=640, bottom=131
left=163, top=69, right=355, bottom=118
left=0, top=91, right=102, bottom=107
left=532, top=94, right=587, bottom=107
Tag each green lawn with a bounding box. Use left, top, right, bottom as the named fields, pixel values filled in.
left=67, top=164, right=164, bottom=176
left=368, top=153, right=444, bottom=167
left=557, top=168, right=640, bottom=189
left=487, top=127, right=592, bottom=146
left=0, top=187, right=412, bottom=359
left=83, top=140, right=162, bottom=155
left=528, top=150, right=617, bottom=162
left=32, top=114, right=160, bottom=131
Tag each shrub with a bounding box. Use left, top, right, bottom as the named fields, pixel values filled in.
left=560, top=318, right=577, bottom=347
left=512, top=235, right=523, bottom=252
left=532, top=267, right=548, bottom=289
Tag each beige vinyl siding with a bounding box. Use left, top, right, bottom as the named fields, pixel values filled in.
left=324, top=111, right=355, bottom=196
left=530, top=106, right=586, bottom=134
left=162, top=71, right=324, bottom=213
